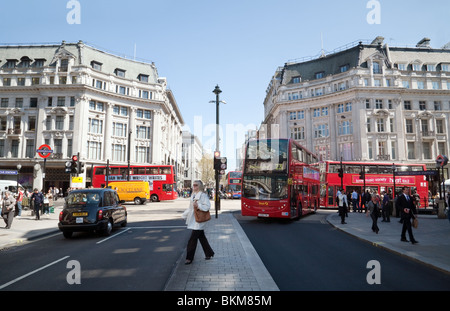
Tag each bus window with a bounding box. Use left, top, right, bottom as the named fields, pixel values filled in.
left=135, top=167, right=146, bottom=174
left=111, top=168, right=120, bottom=175
left=95, top=167, right=105, bottom=175
left=160, top=167, right=172, bottom=174
left=148, top=167, right=159, bottom=174
left=163, top=184, right=173, bottom=192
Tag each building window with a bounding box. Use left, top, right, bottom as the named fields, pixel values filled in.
left=297, top=111, right=304, bottom=120
left=46, top=116, right=52, bottom=130
left=136, top=146, right=151, bottom=163
left=407, top=142, right=415, bottom=160
left=389, top=118, right=394, bottom=132
left=368, top=142, right=373, bottom=159
left=340, top=64, right=349, bottom=73
left=391, top=142, right=396, bottom=160
left=427, top=64, right=436, bottom=72
left=28, top=116, right=36, bottom=131
left=314, top=124, right=329, bottom=138
left=67, top=139, right=73, bottom=157
left=15, top=98, right=23, bottom=108
left=91, top=61, right=102, bottom=71
left=378, top=141, right=386, bottom=157
left=87, top=141, right=102, bottom=160
left=292, top=76, right=301, bottom=83
left=112, top=144, right=126, bottom=162
left=315, top=72, right=324, bottom=79
left=398, top=64, right=407, bottom=70
left=412, top=64, right=422, bottom=71
left=290, top=127, right=304, bottom=140
left=11, top=140, right=19, bottom=158
left=436, top=120, right=444, bottom=134
left=54, top=139, right=63, bottom=154
left=337, top=104, right=344, bottom=113
left=113, top=122, right=127, bottom=137
left=115, top=69, right=126, bottom=77
left=365, top=99, right=370, bottom=109
left=1, top=98, right=8, bottom=108
left=434, top=101, right=442, bottom=111
left=405, top=119, right=414, bottom=133
left=57, top=97, right=65, bottom=107
left=69, top=116, right=74, bottom=130
left=419, top=101, right=426, bottom=110
left=339, top=121, right=352, bottom=135
left=0, top=140, right=4, bottom=157
left=136, top=125, right=151, bottom=139
left=402, top=81, right=410, bottom=89
left=423, top=142, right=432, bottom=159
left=404, top=101, right=411, bottom=110
left=366, top=118, right=371, bottom=133
left=138, top=74, right=149, bottom=83
left=376, top=119, right=385, bottom=132
left=417, top=81, right=425, bottom=89
left=375, top=99, right=383, bottom=109
left=88, top=118, right=103, bottom=134
left=432, top=81, right=440, bottom=90
left=55, top=116, right=64, bottom=130
left=30, top=97, right=38, bottom=108
left=26, top=139, right=35, bottom=158
left=438, top=142, right=446, bottom=156
left=373, top=62, right=381, bottom=74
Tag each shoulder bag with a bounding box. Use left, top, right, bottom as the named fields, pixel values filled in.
left=193, top=193, right=211, bottom=223
left=412, top=217, right=418, bottom=228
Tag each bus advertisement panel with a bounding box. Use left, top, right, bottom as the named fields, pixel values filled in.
left=241, top=139, right=320, bottom=219
left=320, top=161, right=429, bottom=209
left=92, top=165, right=177, bottom=202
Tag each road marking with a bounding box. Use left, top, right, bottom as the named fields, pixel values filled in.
left=0, top=255, right=70, bottom=290
left=129, top=226, right=186, bottom=229
left=96, top=228, right=131, bottom=245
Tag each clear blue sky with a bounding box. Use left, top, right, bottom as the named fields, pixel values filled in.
left=2, top=0, right=450, bottom=169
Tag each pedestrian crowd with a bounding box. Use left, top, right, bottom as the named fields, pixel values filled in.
left=1, top=186, right=64, bottom=230
left=336, top=186, right=422, bottom=244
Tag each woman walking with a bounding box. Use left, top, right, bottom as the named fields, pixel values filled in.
left=367, top=195, right=380, bottom=234
left=182, top=180, right=214, bottom=265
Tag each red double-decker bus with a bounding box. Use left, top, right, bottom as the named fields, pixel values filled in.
left=225, top=171, right=242, bottom=199
left=241, top=138, right=320, bottom=219
left=92, top=165, right=178, bottom=202
left=320, top=161, right=429, bottom=208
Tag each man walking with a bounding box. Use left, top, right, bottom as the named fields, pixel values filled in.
left=31, top=188, right=44, bottom=220
left=397, top=187, right=418, bottom=244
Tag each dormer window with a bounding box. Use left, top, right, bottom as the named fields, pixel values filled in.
left=340, top=64, right=349, bottom=73
left=292, top=76, right=301, bottom=84
left=115, top=68, right=126, bottom=78
left=315, top=72, right=324, bottom=79
left=91, top=61, right=102, bottom=71
left=138, top=74, right=149, bottom=83
left=6, top=59, right=18, bottom=69
left=20, top=56, right=32, bottom=68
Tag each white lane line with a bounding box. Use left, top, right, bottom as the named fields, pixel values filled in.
left=0, top=255, right=70, bottom=290
left=130, top=226, right=186, bottom=229
left=96, top=228, right=130, bottom=245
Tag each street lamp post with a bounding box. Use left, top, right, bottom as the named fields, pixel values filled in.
left=213, top=85, right=222, bottom=219
left=16, top=164, right=22, bottom=194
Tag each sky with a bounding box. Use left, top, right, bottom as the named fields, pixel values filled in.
left=2, top=0, right=450, bottom=170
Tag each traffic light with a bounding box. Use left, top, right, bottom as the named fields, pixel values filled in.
left=78, top=161, right=85, bottom=174
left=338, top=168, right=343, bottom=178
left=359, top=171, right=365, bottom=179
left=65, top=160, right=72, bottom=173
left=71, top=155, right=79, bottom=174
left=219, top=157, right=227, bottom=175
left=214, top=151, right=221, bottom=171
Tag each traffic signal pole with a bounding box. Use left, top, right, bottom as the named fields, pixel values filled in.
left=213, top=85, right=222, bottom=219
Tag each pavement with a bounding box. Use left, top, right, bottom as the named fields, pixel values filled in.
left=1, top=199, right=449, bottom=291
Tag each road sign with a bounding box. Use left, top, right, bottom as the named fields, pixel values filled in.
left=37, top=144, right=53, bottom=158
left=436, top=155, right=448, bottom=167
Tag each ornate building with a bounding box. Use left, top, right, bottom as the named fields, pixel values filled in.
left=0, top=41, right=184, bottom=191
left=262, top=36, right=450, bottom=171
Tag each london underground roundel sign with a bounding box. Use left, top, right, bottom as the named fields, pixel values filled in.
left=37, top=144, right=53, bottom=158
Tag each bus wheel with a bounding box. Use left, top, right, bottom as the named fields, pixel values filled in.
left=151, top=194, right=159, bottom=202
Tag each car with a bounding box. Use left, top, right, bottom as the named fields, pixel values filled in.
left=58, top=188, right=127, bottom=238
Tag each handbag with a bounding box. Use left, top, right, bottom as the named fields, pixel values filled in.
left=193, top=194, right=211, bottom=223
left=412, top=217, right=418, bottom=228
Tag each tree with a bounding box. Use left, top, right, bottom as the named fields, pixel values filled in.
left=198, top=154, right=215, bottom=187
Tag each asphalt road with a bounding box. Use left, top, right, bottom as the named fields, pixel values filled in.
left=236, top=210, right=450, bottom=291
left=0, top=201, right=190, bottom=291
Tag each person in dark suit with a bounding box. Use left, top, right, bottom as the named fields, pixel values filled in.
left=397, top=187, right=418, bottom=244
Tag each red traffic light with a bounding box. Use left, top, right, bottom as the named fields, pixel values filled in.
left=72, top=155, right=78, bottom=162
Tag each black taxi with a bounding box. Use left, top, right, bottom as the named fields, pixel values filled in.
left=58, top=188, right=127, bottom=238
